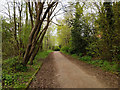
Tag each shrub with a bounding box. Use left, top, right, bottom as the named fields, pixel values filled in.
left=3, top=56, right=19, bottom=66
left=86, top=42, right=99, bottom=57
left=80, top=56, right=92, bottom=61
left=79, top=53, right=83, bottom=57
left=97, top=60, right=104, bottom=64
left=103, top=61, right=110, bottom=66
left=3, top=56, right=27, bottom=72
left=102, top=61, right=111, bottom=71
left=61, top=46, right=69, bottom=52
left=71, top=54, right=78, bottom=58
left=110, top=64, right=118, bottom=72
left=15, top=63, right=28, bottom=72
left=3, top=56, right=21, bottom=71
left=90, top=60, right=98, bottom=65
left=68, top=47, right=76, bottom=54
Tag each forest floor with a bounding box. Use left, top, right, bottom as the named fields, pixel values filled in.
left=29, top=51, right=119, bottom=88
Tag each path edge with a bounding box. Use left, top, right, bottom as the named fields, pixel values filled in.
left=25, top=62, right=43, bottom=89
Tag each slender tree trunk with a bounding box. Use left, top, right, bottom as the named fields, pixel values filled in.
left=28, top=1, right=34, bottom=28
left=25, top=2, right=28, bottom=26
left=19, top=2, right=23, bottom=56
left=13, top=0, right=19, bottom=51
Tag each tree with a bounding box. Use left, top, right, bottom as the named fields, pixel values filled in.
left=70, top=2, right=90, bottom=54
left=13, top=0, right=19, bottom=51
left=23, top=1, right=58, bottom=65
left=57, top=18, right=71, bottom=47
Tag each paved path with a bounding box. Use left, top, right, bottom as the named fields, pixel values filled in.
left=53, top=51, right=106, bottom=88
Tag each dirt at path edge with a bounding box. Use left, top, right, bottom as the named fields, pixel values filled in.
left=29, top=52, right=60, bottom=88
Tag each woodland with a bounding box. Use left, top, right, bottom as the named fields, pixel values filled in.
left=1, top=0, right=120, bottom=88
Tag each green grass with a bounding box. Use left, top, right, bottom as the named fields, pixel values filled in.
left=35, top=50, right=53, bottom=59
left=2, top=50, right=53, bottom=88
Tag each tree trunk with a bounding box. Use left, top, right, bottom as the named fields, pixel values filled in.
left=25, top=2, right=28, bottom=26
left=23, top=2, right=57, bottom=66
left=18, top=2, right=23, bottom=56
left=28, top=1, right=34, bottom=28
left=30, top=25, right=49, bottom=65
left=30, top=47, right=39, bottom=65
left=13, top=0, right=19, bottom=51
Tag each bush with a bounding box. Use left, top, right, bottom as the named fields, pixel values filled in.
left=110, top=64, right=118, bottom=72
left=80, top=56, right=92, bottom=61
left=15, top=63, right=28, bottom=72
left=102, top=61, right=111, bottom=71
left=89, top=60, right=98, bottom=65
left=3, top=56, right=27, bottom=72
left=3, top=56, right=21, bottom=71
left=61, top=46, right=69, bottom=53
left=68, top=47, right=76, bottom=54
left=3, top=56, right=19, bottom=66
left=71, top=54, right=78, bottom=58
left=79, top=53, right=83, bottom=57
left=86, top=42, right=99, bottom=57
left=2, top=50, right=51, bottom=88
left=103, top=61, right=110, bottom=66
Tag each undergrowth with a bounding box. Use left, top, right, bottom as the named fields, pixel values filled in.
left=2, top=50, right=52, bottom=88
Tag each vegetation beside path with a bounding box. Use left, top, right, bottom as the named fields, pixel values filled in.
left=2, top=50, right=52, bottom=88
left=61, top=50, right=119, bottom=75
left=56, top=2, right=120, bottom=77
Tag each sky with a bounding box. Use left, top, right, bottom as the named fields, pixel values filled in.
left=0, top=0, right=119, bottom=17
left=0, top=0, right=6, bottom=13
left=0, top=0, right=70, bottom=17
left=0, top=0, right=96, bottom=16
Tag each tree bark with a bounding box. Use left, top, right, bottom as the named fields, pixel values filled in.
left=13, top=0, right=19, bottom=51
left=18, top=2, right=23, bottom=56
left=30, top=22, right=50, bottom=65
left=23, top=1, right=57, bottom=66
left=28, top=1, right=34, bottom=28
left=25, top=2, right=28, bottom=26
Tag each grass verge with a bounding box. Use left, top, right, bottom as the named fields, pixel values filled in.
left=2, top=50, right=53, bottom=88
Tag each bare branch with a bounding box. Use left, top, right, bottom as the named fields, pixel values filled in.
left=50, top=20, right=62, bottom=26
left=28, top=1, right=34, bottom=28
